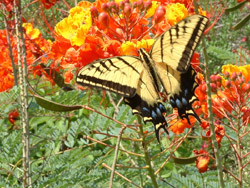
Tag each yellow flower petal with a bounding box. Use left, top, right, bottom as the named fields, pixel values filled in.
left=222, top=64, right=239, bottom=75
left=165, top=3, right=188, bottom=26
left=55, top=6, right=92, bottom=46
left=146, top=1, right=160, bottom=18
left=23, top=23, right=41, bottom=39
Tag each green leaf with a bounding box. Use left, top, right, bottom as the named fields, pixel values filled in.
left=34, top=94, right=82, bottom=112
left=172, top=154, right=203, bottom=164
left=232, top=13, right=250, bottom=30
left=225, top=0, right=248, bottom=14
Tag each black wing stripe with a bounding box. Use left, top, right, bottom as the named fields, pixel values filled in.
left=77, top=74, right=136, bottom=97
left=177, top=17, right=207, bottom=72
left=117, top=57, right=141, bottom=75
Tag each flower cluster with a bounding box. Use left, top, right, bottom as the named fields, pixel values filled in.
left=51, top=0, right=206, bottom=83
left=0, top=23, right=51, bottom=92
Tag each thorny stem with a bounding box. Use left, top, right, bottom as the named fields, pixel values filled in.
left=137, top=116, right=159, bottom=188
left=14, top=0, right=31, bottom=187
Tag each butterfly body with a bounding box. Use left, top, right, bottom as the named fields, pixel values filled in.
left=76, top=15, right=208, bottom=141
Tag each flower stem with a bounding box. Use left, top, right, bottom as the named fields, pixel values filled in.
left=137, top=116, right=158, bottom=188
left=236, top=111, right=242, bottom=188
left=201, top=37, right=224, bottom=188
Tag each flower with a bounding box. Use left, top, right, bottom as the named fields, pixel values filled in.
left=206, top=123, right=225, bottom=146
left=169, top=115, right=196, bottom=134
left=8, top=110, right=19, bottom=125
left=193, top=148, right=209, bottom=173
left=55, top=6, right=92, bottom=46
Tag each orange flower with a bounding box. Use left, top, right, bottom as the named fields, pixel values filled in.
left=170, top=115, right=196, bottom=134
left=193, top=148, right=209, bottom=173
left=23, top=23, right=41, bottom=39
left=242, top=107, right=250, bottom=126
left=196, top=155, right=209, bottom=173
left=206, top=123, right=225, bottom=146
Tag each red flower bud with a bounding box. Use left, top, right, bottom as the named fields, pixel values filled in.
left=124, top=3, right=131, bottom=18
left=154, top=9, right=165, bottom=24
left=119, top=1, right=125, bottom=10
left=90, top=6, right=98, bottom=18
left=137, top=0, right=144, bottom=10
left=225, top=80, right=231, bottom=88
left=132, top=1, right=137, bottom=8
left=224, top=71, right=230, bottom=78
left=243, top=83, right=250, bottom=92
left=216, top=81, right=221, bottom=88
left=230, top=72, right=237, bottom=81
left=216, top=75, right=221, bottom=83
left=8, top=110, right=19, bottom=125
left=109, top=1, right=116, bottom=8
left=238, top=72, right=242, bottom=76
left=210, top=83, right=217, bottom=93
left=210, top=74, right=216, bottom=83
left=156, top=5, right=166, bottom=14
left=144, top=0, right=152, bottom=10
left=101, top=3, right=109, bottom=12
left=98, top=12, right=109, bottom=29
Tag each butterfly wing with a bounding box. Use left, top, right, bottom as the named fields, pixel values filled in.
left=150, top=15, right=208, bottom=73
left=151, top=15, right=208, bottom=122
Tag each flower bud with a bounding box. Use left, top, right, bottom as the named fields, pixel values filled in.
left=154, top=9, right=165, bottom=24
left=210, top=74, right=216, bottom=83
left=216, top=81, right=221, bottom=88
left=90, top=6, right=98, bottom=18
left=124, top=3, right=131, bottom=18
left=230, top=72, right=237, bottom=81
left=111, top=1, right=116, bottom=8
left=210, top=83, right=217, bottom=93
left=157, top=5, right=166, bottom=14
left=132, top=1, right=137, bottom=8
left=144, top=0, right=152, bottom=10
left=98, top=12, right=109, bottom=28
left=119, top=1, right=125, bottom=10
left=225, top=80, right=231, bottom=88
left=216, top=75, right=221, bottom=83
left=137, top=0, right=144, bottom=10
left=102, top=3, right=109, bottom=12
left=243, top=83, right=250, bottom=92
left=224, top=71, right=230, bottom=78
left=238, top=72, right=242, bottom=76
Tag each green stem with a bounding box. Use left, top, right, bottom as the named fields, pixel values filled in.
left=137, top=116, right=158, bottom=188
left=201, top=37, right=224, bottom=188
left=236, top=112, right=242, bottom=188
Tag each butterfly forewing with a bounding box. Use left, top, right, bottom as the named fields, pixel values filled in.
left=150, top=15, right=208, bottom=73
left=77, top=56, right=144, bottom=97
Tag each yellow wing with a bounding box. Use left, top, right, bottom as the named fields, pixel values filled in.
left=77, top=56, right=143, bottom=97
left=150, top=15, right=208, bottom=73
